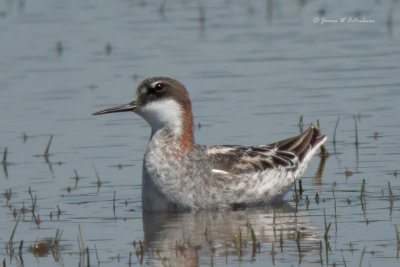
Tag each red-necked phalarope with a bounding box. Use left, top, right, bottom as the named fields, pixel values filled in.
left=93, top=77, right=327, bottom=212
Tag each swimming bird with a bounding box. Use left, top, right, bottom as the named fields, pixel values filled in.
left=93, top=77, right=327, bottom=212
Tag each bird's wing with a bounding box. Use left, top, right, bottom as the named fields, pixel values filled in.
left=206, top=125, right=326, bottom=175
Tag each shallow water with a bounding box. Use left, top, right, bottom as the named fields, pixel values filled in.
left=1, top=0, right=400, bottom=266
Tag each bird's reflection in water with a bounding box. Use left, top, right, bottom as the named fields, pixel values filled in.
left=142, top=202, right=321, bottom=266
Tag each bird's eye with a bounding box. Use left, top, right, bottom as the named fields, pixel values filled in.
left=153, top=83, right=165, bottom=92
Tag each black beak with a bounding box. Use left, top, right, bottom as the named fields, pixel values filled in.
left=92, top=101, right=137, bottom=115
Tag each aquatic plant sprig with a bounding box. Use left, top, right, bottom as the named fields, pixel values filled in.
left=95, top=244, right=100, bottom=265
left=53, top=229, right=63, bottom=248
left=113, top=191, right=116, bottom=218
left=332, top=117, right=340, bottom=146
left=2, top=147, right=8, bottom=164
left=44, top=135, right=53, bottom=158
left=316, top=119, right=327, bottom=156
left=332, top=187, right=338, bottom=233
left=77, top=225, right=86, bottom=260
left=133, top=240, right=144, bottom=264
left=4, top=188, right=12, bottom=205
left=28, top=187, right=37, bottom=219
left=298, top=115, right=304, bottom=133
left=359, top=246, right=366, bottom=267
left=360, top=178, right=366, bottom=213
left=323, top=209, right=331, bottom=243
left=353, top=115, right=359, bottom=146
left=92, top=164, right=102, bottom=188
left=73, top=169, right=80, bottom=188
left=388, top=182, right=394, bottom=216
left=246, top=220, right=258, bottom=258
left=8, top=215, right=21, bottom=248
left=233, top=228, right=242, bottom=261
left=2, top=147, right=11, bottom=177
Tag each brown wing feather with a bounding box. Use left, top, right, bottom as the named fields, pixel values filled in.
left=207, top=125, right=325, bottom=175
left=271, top=124, right=322, bottom=162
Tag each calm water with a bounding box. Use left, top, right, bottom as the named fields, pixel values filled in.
left=1, top=0, right=400, bottom=266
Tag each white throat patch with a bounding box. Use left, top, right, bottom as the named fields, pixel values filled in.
left=138, top=98, right=183, bottom=135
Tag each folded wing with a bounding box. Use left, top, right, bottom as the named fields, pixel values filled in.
left=207, top=125, right=327, bottom=176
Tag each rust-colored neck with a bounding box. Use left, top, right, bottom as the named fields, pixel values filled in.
left=179, top=100, right=194, bottom=153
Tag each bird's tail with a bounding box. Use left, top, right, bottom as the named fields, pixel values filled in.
left=275, top=124, right=327, bottom=177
